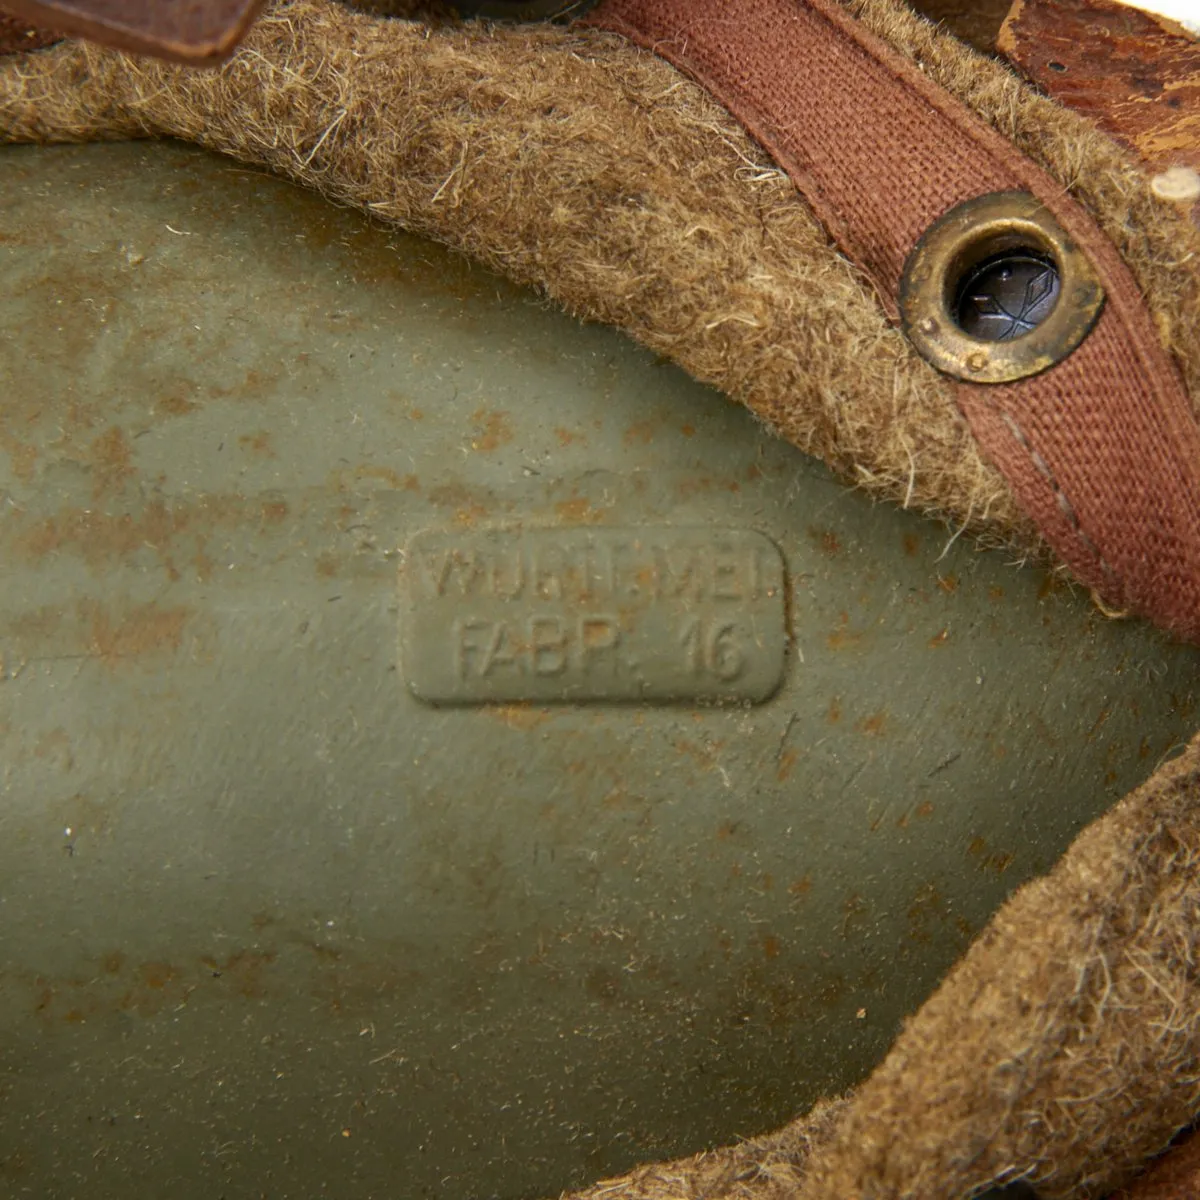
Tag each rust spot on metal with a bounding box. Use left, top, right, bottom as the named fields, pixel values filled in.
left=776, top=748, right=799, bottom=782
left=87, top=427, right=135, bottom=499
left=193, top=541, right=215, bottom=582
left=139, top=962, right=179, bottom=990
left=788, top=875, right=812, bottom=898
left=760, top=933, right=782, bottom=959
left=199, top=950, right=277, bottom=1000
left=453, top=503, right=489, bottom=528
left=915, top=800, right=935, bottom=818
left=857, top=711, right=887, bottom=736
left=968, top=836, right=1015, bottom=874
left=315, top=553, right=340, bottom=579
left=486, top=705, right=553, bottom=731
left=0, top=428, right=37, bottom=483
left=554, top=497, right=604, bottom=524
left=554, top=426, right=586, bottom=447
left=902, top=532, right=920, bottom=556
left=809, top=526, right=842, bottom=558
left=827, top=612, right=864, bottom=651
left=928, top=628, right=950, bottom=648
left=238, top=430, right=275, bottom=458
left=907, top=883, right=945, bottom=944
left=936, top=573, right=960, bottom=594
left=827, top=697, right=843, bottom=723
left=674, top=737, right=728, bottom=771
left=469, top=408, right=514, bottom=454
left=116, top=961, right=190, bottom=1017
left=1087, top=706, right=1112, bottom=741
left=84, top=601, right=189, bottom=667
left=622, top=420, right=657, bottom=447
left=155, top=393, right=200, bottom=418
left=5, top=494, right=291, bottom=578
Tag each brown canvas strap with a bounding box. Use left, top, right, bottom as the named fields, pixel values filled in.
left=587, top=0, right=1200, bottom=642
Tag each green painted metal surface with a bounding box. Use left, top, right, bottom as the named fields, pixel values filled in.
left=1, top=141, right=1197, bottom=1199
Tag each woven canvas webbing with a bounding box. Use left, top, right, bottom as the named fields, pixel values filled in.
left=589, top=0, right=1200, bottom=642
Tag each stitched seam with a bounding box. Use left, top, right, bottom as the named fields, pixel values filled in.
left=999, top=410, right=1117, bottom=584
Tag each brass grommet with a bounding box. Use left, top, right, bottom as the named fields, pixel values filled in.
left=899, top=191, right=1105, bottom=384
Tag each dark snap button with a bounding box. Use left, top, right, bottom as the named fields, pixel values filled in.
left=955, top=251, right=1061, bottom=342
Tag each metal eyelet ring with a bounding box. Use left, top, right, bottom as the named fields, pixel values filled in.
left=899, top=191, right=1106, bottom=384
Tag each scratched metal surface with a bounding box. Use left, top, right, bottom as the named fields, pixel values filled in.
left=1, top=141, right=1198, bottom=1200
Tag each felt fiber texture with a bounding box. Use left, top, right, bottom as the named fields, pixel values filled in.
left=0, top=0, right=1190, bottom=561
left=4, top=4, right=1200, bottom=1199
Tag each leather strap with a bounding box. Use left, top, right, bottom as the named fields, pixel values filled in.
left=587, top=0, right=1200, bottom=642
left=0, top=10, right=60, bottom=53
left=0, top=0, right=262, bottom=63
left=1115, top=1129, right=1200, bottom=1199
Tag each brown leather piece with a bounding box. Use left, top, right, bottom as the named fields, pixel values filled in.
left=1114, top=1128, right=1200, bottom=1199
left=0, top=10, right=62, bottom=53
left=588, top=0, right=1200, bottom=642
left=998, top=0, right=1200, bottom=177
left=0, top=0, right=264, bottom=63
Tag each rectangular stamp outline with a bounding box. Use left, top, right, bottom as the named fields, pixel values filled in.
left=401, top=526, right=788, bottom=706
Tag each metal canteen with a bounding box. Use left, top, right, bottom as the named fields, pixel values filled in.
left=1, top=140, right=1197, bottom=1200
